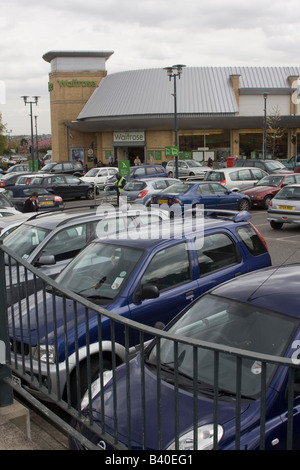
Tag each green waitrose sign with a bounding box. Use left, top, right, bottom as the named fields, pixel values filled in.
left=48, top=80, right=97, bottom=91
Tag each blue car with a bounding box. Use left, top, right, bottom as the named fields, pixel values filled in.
left=70, top=264, right=300, bottom=450
left=8, top=211, right=270, bottom=407
left=151, top=181, right=251, bottom=212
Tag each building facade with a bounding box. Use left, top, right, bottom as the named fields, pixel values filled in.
left=43, top=51, right=300, bottom=168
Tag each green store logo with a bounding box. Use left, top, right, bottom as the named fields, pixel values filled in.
left=48, top=80, right=97, bottom=91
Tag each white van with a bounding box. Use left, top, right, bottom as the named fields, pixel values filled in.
left=43, top=150, right=52, bottom=164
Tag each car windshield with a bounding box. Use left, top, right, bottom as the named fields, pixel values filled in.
left=256, top=175, right=284, bottom=187
left=264, top=161, right=285, bottom=171
left=123, top=181, right=146, bottom=191
left=147, top=294, right=297, bottom=398
left=275, top=186, right=300, bottom=200
left=85, top=168, right=99, bottom=177
left=161, top=183, right=191, bottom=194
left=186, top=160, right=202, bottom=167
left=42, top=163, right=55, bottom=171
left=55, top=241, right=144, bottom=303
left=3, top=224, right=50, bottom=261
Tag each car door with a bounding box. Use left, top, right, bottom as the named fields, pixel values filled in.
left=195, top=183, right=219, bottom=207
left=65, top=175, right=85, bottom=198
left=48, top=175, right=67, bottom=198
left=209, top=182, right=240, bottom=209
left=127, top=240, right=200, bottom=344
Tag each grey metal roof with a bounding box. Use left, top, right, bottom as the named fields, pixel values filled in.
left=72, top=66, right=300, bottom=132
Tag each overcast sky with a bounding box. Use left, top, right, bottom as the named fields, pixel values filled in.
left=1, top=0, right=300, bottom=136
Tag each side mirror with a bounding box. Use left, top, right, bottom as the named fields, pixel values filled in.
left=132, top=283, right=160, bottom=302
left=35, top=255, right=56, bottom=266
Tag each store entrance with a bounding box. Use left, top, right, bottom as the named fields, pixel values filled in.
left=115, top=146, right=145, bottom=166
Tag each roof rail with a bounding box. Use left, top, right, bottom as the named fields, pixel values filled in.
left=186, top=208, right=252, bottom=222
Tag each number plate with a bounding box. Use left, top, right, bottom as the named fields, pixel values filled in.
left=41, top=201, right=53, bottom=205
left=278, top=205, right=294, bottom=210
left=158, top=199, right=168, bottom=204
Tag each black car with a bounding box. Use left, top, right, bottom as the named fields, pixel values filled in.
left=2, top=185, right=64, bottom=212
left=40, top=161, right=84, bottom=176
left=233, top=159, right=292, bottom=174
left=17, top=173, right=95, bottom=200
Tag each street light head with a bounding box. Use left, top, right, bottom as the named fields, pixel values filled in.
left=21, top=96, right=29, bottom=105
left=164, top=67, right=174, bottom=79
left=33, top=96, right=40, bottom=104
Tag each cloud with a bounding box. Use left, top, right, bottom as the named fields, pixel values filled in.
left=1, top=0, right=300, bottom=134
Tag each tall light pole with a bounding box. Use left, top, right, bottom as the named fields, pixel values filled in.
left=34, top=115, right=39, bottom=164
left=164, top=64, right=186, bottom=178
left=6, top=129, right=12, bottom=159
left=263, top=93, right=268, bottom=160
left=21, top=96, right=39, bottom=171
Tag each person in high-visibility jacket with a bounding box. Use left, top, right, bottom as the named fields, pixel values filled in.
left=114, top=173, right=126, bottom=205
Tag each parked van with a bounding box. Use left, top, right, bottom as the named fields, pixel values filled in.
left=43, top=150, right=52, bottom=164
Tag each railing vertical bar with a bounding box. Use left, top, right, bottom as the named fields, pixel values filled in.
left=139, top=331, right=146, bottom=450
left=84, top=304, right=91, bottom=420
left=156, top=337, right=162, bottom=450
left=259, top=361, right=267, bottom=450
left=213, top=350, right=219, bottom=450
left=287, top=367, right=295, bottom=450
left=193, top=345, right=198, bottom=450
left=42, top=282, right=51, bottom=395
left=173, top=341, right=179, bottom=450
left=110, top=320, right=118, bottom=446
left=62, top=293, right=71, bottom=408
left=235, top=356, right=242, bottom=450
left=73, top=300, right=81, bottom=413
left=98, top=313, right=106, bottom=434
left=125, top=325, right=132, bottom=449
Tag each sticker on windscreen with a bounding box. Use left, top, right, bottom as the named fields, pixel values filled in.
left=251, top=361, right=262, bottom=375
left=111, top=277, right=124, bottom=290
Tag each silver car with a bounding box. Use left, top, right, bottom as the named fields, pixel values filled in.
left=204, top=167, right=268, bottom=191
left=119, top=177, right=180, bottom=206
left=166, top=160, right=211, bottom=178
left=267, top=183, right=300, bottom=229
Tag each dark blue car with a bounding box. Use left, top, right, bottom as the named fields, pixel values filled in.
left=151, top=181, right=251, bottom=212
left=8, top=211, right=270, bottom=408
left=70, top=264, right=300, bottom=450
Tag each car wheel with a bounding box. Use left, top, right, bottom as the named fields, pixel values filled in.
left=86, top=188, right=94, bottom=200
left=263, top=195, right=273, bottom=209
left=168, top=171, right=173, bottom=177
left=69, top=357, right=112, bottom=408
left=270, top=220, right=283, bottom=230
left=238, top=198, right=250, bottom=211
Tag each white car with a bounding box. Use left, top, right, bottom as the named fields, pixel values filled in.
left=166, top=160, right=211, bottom=179
left=80, top=167, right=118, bottom=189
left=267, top=183, right=300, bottom=229
left=0, top=208, right=22, bottom=217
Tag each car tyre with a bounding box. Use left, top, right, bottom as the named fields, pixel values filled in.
left=86, top=188, right=94, bottom=200
left=238, top=198, right=250, bottom=211
left=168, top=171, right=173, bottom=177
left=263, top=195, right=273, bottom=209
left=270, top=220, right=283, bottom=230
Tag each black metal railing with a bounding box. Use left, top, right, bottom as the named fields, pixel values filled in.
left=0, top=240, right=299, bottom=450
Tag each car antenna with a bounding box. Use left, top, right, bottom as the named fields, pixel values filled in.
left=247, top=248, right=300, bottom=301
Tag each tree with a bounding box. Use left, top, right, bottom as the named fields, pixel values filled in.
left=266, top=106, right=286, bottom=158
left=0, top=113, right=7, bottom=155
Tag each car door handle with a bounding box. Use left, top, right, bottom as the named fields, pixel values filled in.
left=185, top=290, right=194, bottom=301
left=234, top=271, right=242, bottom=277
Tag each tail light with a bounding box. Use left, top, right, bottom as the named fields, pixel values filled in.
left=0, top=182, right=5, bottom=187
left=54, top=196, right=63, bottom=202
left=269, top=200, right=273, bottom=207
left=220, top=179, right=226, bottom=185
left=137, top=190, right=148, bottom=199
left=250, top=222, right=269, bottom=251
left=170, top=198, right=183, bottom=205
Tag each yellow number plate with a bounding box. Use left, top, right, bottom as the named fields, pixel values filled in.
left=278, top=205, right=294, bottom=210
left=158, top=199, right=168, bottom=204
left=41, top=201, right=53, bottom=205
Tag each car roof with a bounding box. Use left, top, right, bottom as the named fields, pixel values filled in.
left=210, top=264, right=300, bottom=317
left=92, top=210, right=252, bottom=249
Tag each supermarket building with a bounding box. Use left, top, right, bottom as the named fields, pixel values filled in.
left=43, top=50, right=300, bottom=168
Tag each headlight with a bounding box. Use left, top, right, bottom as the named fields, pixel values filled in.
left=166, top=424, right=224, bottom=450
left=33, top=345, right=56, bottom=363
left=81, top=370, right=113, bottom=411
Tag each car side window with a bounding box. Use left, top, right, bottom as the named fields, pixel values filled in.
left=64, top=163, right=73, bottom=170
left=295, top=175, right=300, bottom=183
left=153, top=181, right=168, bottom=190
left=54, top=164, right=63, bottom=171
left=40, top=225, right=87, bottom=262
left=196, top=184, right=212, bottom=194
left=284, top=176, right=296, bottom=185
left=195, top=233, right=241, bottom=276
left=238, top=169, right=252, bottom=180
left=141, top=243, right=191, bottom=292
left=65, top=175, right=80, bottom=184
left=133, top=167, right=146, bottom=176
left=210, top=183, right=227, bottom=194
left=51, top=175, right=65, bottom=184
left=251, top=169, right=265, bottom=180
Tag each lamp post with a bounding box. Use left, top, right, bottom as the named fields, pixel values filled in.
left=6, top=129, right=12, bottom=159
left=21, top=96, right=39, bottom=171
left=34, top=115, right=39, bottom=164
left=263, top=93, right=268, bottom=160
left=164, top=64, right=186, bottom=178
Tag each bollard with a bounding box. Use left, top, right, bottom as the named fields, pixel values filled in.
left=0, top=239, right=13, bottom=407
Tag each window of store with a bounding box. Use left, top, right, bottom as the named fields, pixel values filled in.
left=179, top=131, right=231, bottom=161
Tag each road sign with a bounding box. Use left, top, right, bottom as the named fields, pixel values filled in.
left=119, top=160, right=130, bottom=177
left=165, top=146, right=179, bottom=158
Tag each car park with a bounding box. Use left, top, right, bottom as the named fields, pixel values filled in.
left=240, top=173, right=300, bottom=209
left=267, top=183, right=300, bottom=229
left=1, top=185, right=64, bottom=212
left=3, top=207, right=170, bottom=305
left=16, top=173, right=95, bottom=200
left=233, top=159, right=292, bottom=174
left=166, top=159, right=211, bottom=178
left=39, top=161, right=84, bottom=176
left=70, top=263, right=300, bottom=450
left=120, top=177, right=180, bottom=206
left=151, top=181, right=251, bottom=211
left=204, top=167, right=268, bottom=192
left=80, top=167, right=118, bottom=189
left=7, top=210, right=271, bottom=405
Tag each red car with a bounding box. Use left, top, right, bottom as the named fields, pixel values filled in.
left=240, top=173, right=300, bottom=209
